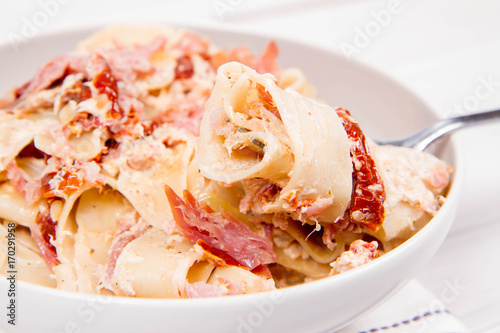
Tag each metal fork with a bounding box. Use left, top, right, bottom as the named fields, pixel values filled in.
left=375, top=109, right=500, bottom=151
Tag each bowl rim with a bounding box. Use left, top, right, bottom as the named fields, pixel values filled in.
left=0, top=22, right=465, bottom=308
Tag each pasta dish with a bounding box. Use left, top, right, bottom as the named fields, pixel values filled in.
left=0, top=25, right=452, bottom=298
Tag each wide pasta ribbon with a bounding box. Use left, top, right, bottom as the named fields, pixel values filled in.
left=196, top=62, right=353, bottom=224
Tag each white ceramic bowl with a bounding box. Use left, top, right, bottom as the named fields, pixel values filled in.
left=0, top=25, right=464, bottom=333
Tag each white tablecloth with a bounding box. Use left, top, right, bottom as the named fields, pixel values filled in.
left=338, top=279, right=469, bottom=333
left=1, top=1, right=499, bottom=332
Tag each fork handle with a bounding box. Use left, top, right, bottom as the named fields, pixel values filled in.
left=377, top=109, right=500, bottom=151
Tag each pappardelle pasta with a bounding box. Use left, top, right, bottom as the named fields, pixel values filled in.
left=0, top=25, right=453, bottom=298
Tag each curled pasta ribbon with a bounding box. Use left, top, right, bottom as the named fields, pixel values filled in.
left=196, top=62, right=353, bottom=224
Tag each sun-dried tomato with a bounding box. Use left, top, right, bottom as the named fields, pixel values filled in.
left=336, top=108, right=385, bottom=231
left=80, top=84, right=92, bottom=102
left=175, top=55, right=194, bottom=80
left=91, top=54, right=122, bottom=120
left=42, top=168, right=84, bottom=199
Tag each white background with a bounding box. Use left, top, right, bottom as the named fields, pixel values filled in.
left=1, top=0, right=499, bottom=331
